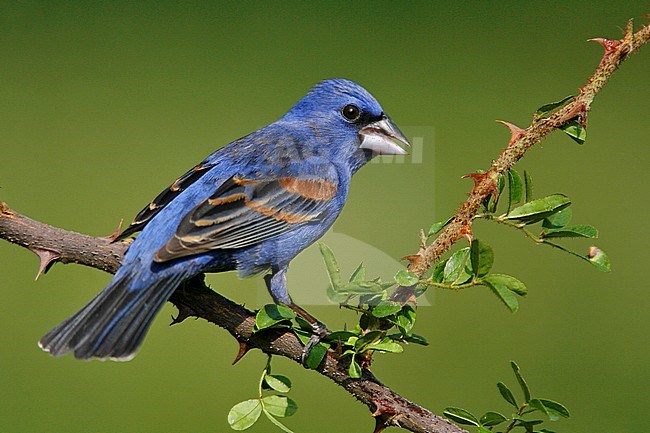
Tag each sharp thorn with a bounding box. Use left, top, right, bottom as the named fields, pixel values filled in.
left=106, top=219, right=124, bottom=241
left=496, top=120, right=526, bottom=145
left=32, top=248, right=61, bottom=281
left=587, top=37, right=621, bottom=54
left=232, top=341, right=250, bottom=365
left=169, top=304, right=194, bottom=326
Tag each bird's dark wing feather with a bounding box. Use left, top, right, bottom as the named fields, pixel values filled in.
left=115, top=162, right=215, bottom=241
left=153, top=174, right=338, bottom=262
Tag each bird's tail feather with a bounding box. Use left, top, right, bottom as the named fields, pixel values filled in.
left=39, top=271, right=187, bottom=361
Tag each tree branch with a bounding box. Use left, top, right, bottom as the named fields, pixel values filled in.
left=0, top=203, right=464, bottom=433
left=399, top=18, right=650, bottom=288
left=1, top=17, right=648, bottom=433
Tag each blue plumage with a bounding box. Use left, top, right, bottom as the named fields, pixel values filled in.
left=39, top=79, right=410, bottom=360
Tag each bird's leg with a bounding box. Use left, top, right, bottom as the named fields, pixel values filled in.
left=264, top=266, right=330, bottom=365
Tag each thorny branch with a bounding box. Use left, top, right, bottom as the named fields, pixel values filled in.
left=1, top=18, right=648, bottom=433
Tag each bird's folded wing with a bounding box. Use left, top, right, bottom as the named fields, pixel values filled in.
left=153, top=174, right=338, bottom=262
left=116, top=162, right=216, bottom=240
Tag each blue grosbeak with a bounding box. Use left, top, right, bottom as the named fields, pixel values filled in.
left=39, top=79, right=410, bottom=361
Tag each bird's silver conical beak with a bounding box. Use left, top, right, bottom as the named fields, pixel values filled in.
left=359, top=115, right=411, bottom=156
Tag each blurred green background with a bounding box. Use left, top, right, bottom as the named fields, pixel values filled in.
left=1, top=1, right=648, bottom=432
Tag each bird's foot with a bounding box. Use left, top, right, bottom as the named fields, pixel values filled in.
left=300, top=321, right=331, bottom=366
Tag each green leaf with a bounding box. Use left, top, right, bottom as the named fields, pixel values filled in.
left=561, top=119, right=586, bottom=144
left=303, top=343, right=327, bottom=370
left=443, top=247, right=472, bottom=285
left=506, top=194, right=571, bottom=224
left=396, top=305, right=417, bottom=334
left=355, top=330, right=383, bottom=351
left=261, top=395, right=298, bottom=418
left=470, top=239, right=494, bottom=277
left=537, top=398, right=570, bottom=419
left=480, top=411, right=508, bottom=427
left=477, top=427, right=492, bottom=433
left=431, top=259, right=448, bottom=283
left=391, top=333, right=429, bottom=345
left=262, top=409, right=296, bottom=433
left=324, top=330, right=358, bottom=344
left=534, top=95, right=574, bottom=119
left=588, top=246, right=611, bottom=272
left=541, top=225, right=598, bottom=239
left=228, top=399, right=262, bottom=430
left=371, top=302, right=402, bottom=318
left=318, top=243, right=341, bottom=287
left=428, top=216, right=453, bottom=237
left=394, top=269, right=419, bottom=287
left=497, top=382, right=518, bottom=408
left=443, top=407, right=480, bottom=426
left=367, top=337, right=404, bottom=353
left=263, top=375, right=292, bottom=393
left=524, top=170, right=533, bottom=202
left=542, top=207, right=572, bottom=229
left=507, top=169, right=523, bottom=211
left=511, top=361, right=531, bottom=402
left=255, top=305, right=296, bottom=331
left=349, top=262, right=366, bottom=283
left=481, top=274, right=526, bottom=312
left=349, top=357, right=362, bottom=378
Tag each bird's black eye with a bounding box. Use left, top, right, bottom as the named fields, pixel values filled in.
left=342, top=104, right=361, bottom=121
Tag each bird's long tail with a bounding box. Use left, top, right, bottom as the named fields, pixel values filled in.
left=39, top=271, right=187, bottom=361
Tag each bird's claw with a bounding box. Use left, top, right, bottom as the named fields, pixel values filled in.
left=300, top=321, right=330, bottom=366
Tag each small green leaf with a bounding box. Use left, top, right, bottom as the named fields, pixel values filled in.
left=392, top=333, right=429, bottom=345
left=561, top=119, right=586, bottom=144
left=294, top=332, right=328, bottom=369
left=470, top=239, right=494, bottom=277
left=431, top=259, right=448, bottom=283
left=481, top=274, right=525, bottom=312
left=541, top=225, right=598, bottom=239
left=534, top=95, right=574, bottom=119
left=349, top=357, right=362, bottom=378
left=262, top=409, right=296, bottom=433
left=537, top=398, right=570, bottom=419
left=261, top=395, right=298, bottom=418
left=588, top=246, right=611, bottom=272
left=319, top=243, right=341, bottom=287
left=428, top=216, right=453, bottom=237
left=367, top=338, right=404, bottom=353
left=349, top=262, right=366, bottom=283
left=355, top=330, right=383, bottom=351
left=263, top=375, right=292, bottom=393
left=524, top=170, right=533, bottom=202
left=394, top=269, right=419, bottom=287
left=497, top=382, right=518, bottom=408
left=477, top=427, right=492, bottom=433
left=506, top=194, right=571, bottom=224
left=542, top=208, right=572, bottom=229
left=255, top=305, right=296, bottom=331
left=507, top=169, right=523, bottom=211
left=228, top=399, right=262, bottom=430
left=480, top=411, right=508, bottom=427
left=443, top=407, right=480, bottom=426
left=371, top=302, right=402, bottom=318
left=511, top=361, right=531, bottom=402
left=396, top=305, right=416, bottom=334
left=443, top=247, right=472, bottom=285
left=324, top=331, right=358, bottom=344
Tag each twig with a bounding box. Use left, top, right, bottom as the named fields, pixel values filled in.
left=0, top=204, right=465, bottom=433
left=400, top=19, right=650, bottom=284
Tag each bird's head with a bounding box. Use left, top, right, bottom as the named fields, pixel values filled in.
left=284, top=79, right=411, bottom=169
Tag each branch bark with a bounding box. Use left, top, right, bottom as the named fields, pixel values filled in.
left=1, top=17, right=648, bottom=433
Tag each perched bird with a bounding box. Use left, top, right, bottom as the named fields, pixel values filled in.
left=39, top=79, right=410, bottom=361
